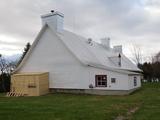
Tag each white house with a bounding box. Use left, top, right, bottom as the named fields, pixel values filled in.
left=14, top=11, right=142, bottom=95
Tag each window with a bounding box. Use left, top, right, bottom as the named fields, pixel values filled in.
left=95, top=75, right=107, bottom=87
left=134, top=77, right=137, bottom=86
left=111, top=78, right=116, bottom=83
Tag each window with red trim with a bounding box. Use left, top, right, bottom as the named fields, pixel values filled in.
left=95, top=75, right=107, bottom=87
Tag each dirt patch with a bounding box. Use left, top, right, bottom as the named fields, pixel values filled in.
left=115, top=106, right=139, bottom=120
left=127, top=107, right=139, bottom=116
left=115, top=115, right=126, bottom=120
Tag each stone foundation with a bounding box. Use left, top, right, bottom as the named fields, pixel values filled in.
left=50, top=87, right=140, bottom=95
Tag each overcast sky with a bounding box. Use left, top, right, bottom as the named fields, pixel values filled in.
left=0, top=0, right=160, bottom=61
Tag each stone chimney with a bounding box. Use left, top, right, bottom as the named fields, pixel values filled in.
left=101, top=37, right=110, bottom=49
left=41, top=10, right=64, bottom=32
left=113, top=45, right=122, bottom=53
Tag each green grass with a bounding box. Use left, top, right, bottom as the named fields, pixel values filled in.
left=0, top=83, right=160, bottom=120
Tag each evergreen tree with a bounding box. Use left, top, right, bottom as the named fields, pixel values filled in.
left=17, top=42, right=31, bottom=65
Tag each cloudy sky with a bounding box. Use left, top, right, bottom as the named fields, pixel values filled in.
left=0, top=0, right=160, bottom=61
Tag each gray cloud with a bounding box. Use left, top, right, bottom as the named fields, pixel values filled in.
left=0, top=0, right=160, bottom=60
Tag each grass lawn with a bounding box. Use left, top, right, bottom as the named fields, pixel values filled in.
left=0, top=83, right=160, bottom=120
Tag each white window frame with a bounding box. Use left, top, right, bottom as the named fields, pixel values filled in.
left=134, top=76, right=137, bottom=86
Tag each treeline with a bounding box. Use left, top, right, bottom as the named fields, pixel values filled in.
left=139, top=62, right=160, bottom=82
left=0, top=42, right=31, bottom=92
left=0, top=73, right=10, bottom=92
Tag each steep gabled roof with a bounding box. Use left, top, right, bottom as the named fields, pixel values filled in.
left=56, top=29, right=140, bottom=72
left=14, top=24, right=48, bottom=73
left=14, top=23, right=141, bottom=74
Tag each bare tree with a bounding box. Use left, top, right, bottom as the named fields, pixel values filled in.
left=0, top=55, right=16, bottom=74
left=0, top=54, right=16, bottom=92
left=0, top=54, right=8, bottom=91
left=130, top=44, right=143, bottom=66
